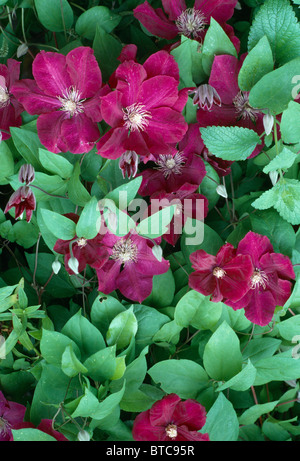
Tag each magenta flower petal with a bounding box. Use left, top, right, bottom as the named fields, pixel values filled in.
left=189, top=271, right=217, bottom=297
left=190, top=250, right=217, bottom=271
left=115, top=60, right=147, bottom=106
left=96, top=127, right=129, bottom=159
left=143, top=50, right=180, bottom=81
left=172, top=399, right=206, bottom=429
left=11, top=79, right=61, bottom=114
left=36, top=420, right=68, bottom=441
left=132, top=411, right=166, bottom=441
left=117, top=265, right=154, bottom=303
left=147, top=106, right=188, bottom=143
left=133, top=1, right=178, bottom=39
left=162, top=0, right=186, bottom=20
left=237, top=231, right=274, bottom=267
left=65, top=47, right=102, bottom=99
left=139, top=75, right=179, bottom=109
left=0, top=392, right=27, bottom=441
left=195, top=0, right=238, bottom=24
left=61, top=112, right=100, bottom=154
left=208, top=55, right=240, bottom=104
left=96, top=259, right=121, bottom=294
left=32, top=50, right=71, bottom=97
left=36, top=111, right=68, bottom=153
left=100, top=90, right=126, bottom=128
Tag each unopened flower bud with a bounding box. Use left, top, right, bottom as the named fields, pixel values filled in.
left=119, top=150, right=139, bottom=179
left=68, top=256, right=79, bottom=274
left=4, top=185, right=36, bottom=222
left=263, top=113, right=274, bottom=136
left=52, top=260, right=61, bottom=274
left=17, top=43, right=28, bottom=58
left=77, top=430, right=90, bottom=441
left=189, top=84, right=221, bottom=110
left=216, top=184, right=228, bottom=198
left=18, top=164, right=35, bottom=185
left=269, top=170, right=279, bottom=186
left=152, top=244, right=163, bottom=262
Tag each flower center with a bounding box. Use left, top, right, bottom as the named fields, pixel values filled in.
left=175, top=8, right=207, bottom=39
left=122, top=103, right=151, bottom=132
left=233, top=91, right=260, bottom=123
left=250, top=269, right=268, bottom=290
left=77, top=238, right=87, bottom=248
left=213, top=266, right=226, bottom=279
left=155, top=152, right=186, bottom=178
left=111, top=238, right=138, bottom=264
left=58, top=86, right=85, bottom=117
left=165, top=424, right=178, bottom=439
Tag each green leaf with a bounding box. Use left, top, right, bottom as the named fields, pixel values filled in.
left=171, top=36, right=206, bottom=87
left=93, top=26, right=123, bottom=82
left=249, top=57, right=300, bottom=115
left=10, top=126, right=43, bottom=170
left=144, top=269, right=175, bottom=309
left=217, top=360, right=257, bottom=392
left=61, top=310, right=106, bottom=361
left=174, top=290, right=223, bottom=331
left=280, top=101, right=300, bottom=144
left=83, top=346, right=116, bottom=382
left=181, top=223, right=223, bottom=265
left=201, top=18, right=237, bottom=75
left=38, top=149, right=73, bottom=179
left=61, top=344, right=88, bottom=378
left=277, top=315, right=300, bottom=341
left=239, top=400, right=279, bottom=426
left=67, top=161, right=91, bottom=207
left=263, top=147, right=297, bottom=174
left=252, top=178, right=300, bottom=225
left=203, top=321, right=243, bottom=381
left=106, top=306, right=138, bottom=350
left=136, top=205, right=176, bottom=239
left=34, top=0, right=74, bottom=32
left=0, top=141, right=14, bottom=185
left=200, top=126, right=261, bottom=161
left=76, top=196, right=101, bottom=240
left=248, top=0, right=300, bottom=66
left=101, top=199, right=136, bottom=237
left=104, top=176, right=143, bottom=210
left=40, top=329, right=80, bottom=366
left=11, top=428, right=57, bottom=441
left=200, top=393, right=239, bottom=441
left=90, top=294, right=125, bottom=337
left=76, top=6, right=121, bottom=39
left=238, top=35, right=274, bottom=91
left=254, top=353, right=300, bottom=385
left=40, top=209, right=76, bottom=240
left=148, top=359, right=208, bottom=399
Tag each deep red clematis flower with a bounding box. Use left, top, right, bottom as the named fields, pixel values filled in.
left=225, top=232, right=296, bottom=326
left=138, top=123, right=206, bottom=196
left=95, top=229, right=170, bottom=303
left=0, top=391, right=27, bottom=441
left=196, top=55, right=265, bottom=158
left=133, top=0, right=239, bottom=50
left=96, top=50, right=188, bottom=162
left=0, top=59, right=23, bottom=140
left=53, top=213, right=109, bottom=276
left=147, top=184, right=209, bottom=246
left=10, top=419, right=68, bottom=441
left=189, top=242, right=253, bottom=303
left=132, top=393, right=209, bottom=441
left=4, top=185, right=36, bottom=223
left=11, top=46, right=109, bottom=154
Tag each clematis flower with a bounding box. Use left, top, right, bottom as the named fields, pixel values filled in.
left=148, top=184, right=209, bottom=246
left=225, top=232, right=296, bottom=326
left=53, top=213, right=109, bottom=276
left=196, top=55, right=265, bottom=146
left=96, top=50, right=188, bottom=162
left=119, top=150, right=139, bottom=179
left=138, top=123, right=206, bottom=196
left=11, top=46, right=109, bottom=154
left=132, top=393, right=209, bottom=441
left=18, top=163, right=35, bottom=185
left=0, top=59, right=23, bottom=140
left=133, top=0, right=239, bottom=50
left=0, top=391, right=27, bottom=441
left=10, top=419, right=69, bottom=441
left=4, top=185, right=36, bottom=223
left=95, top=229, right=170, bottom=303
left=189, top=242, right=253, bottom=303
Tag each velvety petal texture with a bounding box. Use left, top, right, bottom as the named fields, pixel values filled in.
left=0, top=392, right=27, bottom=441
left=132, top=393, right=209, bottom=441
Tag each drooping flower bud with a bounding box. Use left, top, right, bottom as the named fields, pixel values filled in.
left=216, top=184, right=228, bottom=198
left=152, top=244, right=163, bottom=262
left=119, top=150, right=139, bottom=179
left=77, top=430, right=90, bottom=441
left=263, top=113, right=274, bottom=136
left=269, top=170, right=279, bottom=186
left=52, top=260, right=61, bottom=275
left=68, top=256, right=79, bottom=275
left=18, top=164, right=35, bottom=185
left=189, top=84, right=221, bottom=110
left=4, top=185, right=36, bottom=222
